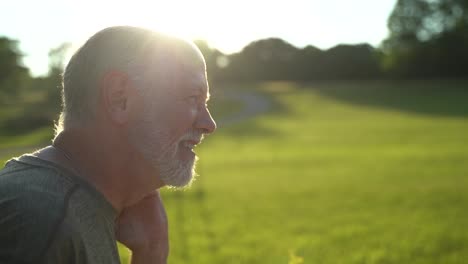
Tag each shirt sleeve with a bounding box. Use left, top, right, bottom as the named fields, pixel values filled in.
left=0, top=181, right=79, bottom=264
left=41, top=220, right=88, bottom=264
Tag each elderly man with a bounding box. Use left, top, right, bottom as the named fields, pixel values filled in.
left=0, top=26, right=216, bottom=263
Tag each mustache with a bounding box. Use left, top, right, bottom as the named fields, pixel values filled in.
left=179, top=130, right=204, bottom=143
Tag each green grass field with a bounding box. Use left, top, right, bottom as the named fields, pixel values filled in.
left=1, top=81, right=468, bottom=263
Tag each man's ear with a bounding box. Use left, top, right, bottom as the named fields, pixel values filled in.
left=100, top=71, right=135, bottom=125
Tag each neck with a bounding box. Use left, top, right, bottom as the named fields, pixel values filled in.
left=52, top=127, right=165, bottom=212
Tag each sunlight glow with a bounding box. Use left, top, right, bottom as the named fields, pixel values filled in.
left=68, top=0, right=396, bottom=55
left=70, top=0, right=244, bottom=52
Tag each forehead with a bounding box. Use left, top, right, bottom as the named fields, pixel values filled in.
left=136, top=39, right=209, bottom=94
left=176, top=69, right=209, bottom=94
left=160, top=47, right=209, bottom=95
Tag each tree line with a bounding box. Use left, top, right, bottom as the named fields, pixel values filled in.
left=198, top=39, right=384, bottom=82
left=200, top=0, right=468, bottom=81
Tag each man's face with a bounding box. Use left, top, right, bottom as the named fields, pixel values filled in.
left=128, top=63, right=216, bottom=188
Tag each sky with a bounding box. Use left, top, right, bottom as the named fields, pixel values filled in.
left=0, top=0, right=397, bottom=76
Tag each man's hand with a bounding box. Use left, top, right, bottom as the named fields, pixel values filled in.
left=116, top=191, right=169, bottom=264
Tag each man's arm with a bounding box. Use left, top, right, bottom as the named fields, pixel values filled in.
left=116, top=191, right=169, bottom=264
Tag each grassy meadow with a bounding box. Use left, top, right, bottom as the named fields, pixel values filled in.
left=1, top=81, right=468, bottom=263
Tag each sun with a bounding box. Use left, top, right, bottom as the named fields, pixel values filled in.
left=113, top=0, right=215, bottom=43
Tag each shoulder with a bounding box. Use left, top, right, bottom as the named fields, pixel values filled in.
left=0, top=158, right=79, bottom=224
left=0, top=159, right=81, bottom=263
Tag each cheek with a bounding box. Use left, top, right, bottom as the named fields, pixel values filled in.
left=165, top=102, right=198, bottom=136
left=135, top=116, right=165, bottom=145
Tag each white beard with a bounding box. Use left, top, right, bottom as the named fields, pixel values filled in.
left=158, top=150, right=198, bottom=188
left=129, top=123, right=200, bottom=188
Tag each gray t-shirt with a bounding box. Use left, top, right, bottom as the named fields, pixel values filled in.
left=0, top=155, right=121, bottom=264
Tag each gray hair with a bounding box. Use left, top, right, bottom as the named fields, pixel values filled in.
left=55, top=26, right=205, bottom=135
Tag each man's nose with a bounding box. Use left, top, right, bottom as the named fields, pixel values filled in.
left=195, top=106, right=217, bottom=135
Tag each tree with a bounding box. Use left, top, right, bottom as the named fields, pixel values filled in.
left=224, top=38, right=300, bottom=81
left=3, top=43, right=72, bottom=134
left=193, top=40, right=227, bottom=83
left=0, top=37, right=29, bottom=101
left=321, top=44, right=382, bottom=80
left=383, top=0, right=468, bottom=78
left=46, top=43, right=71, bottom=107
left=32, top=43, right=71, bottom=123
